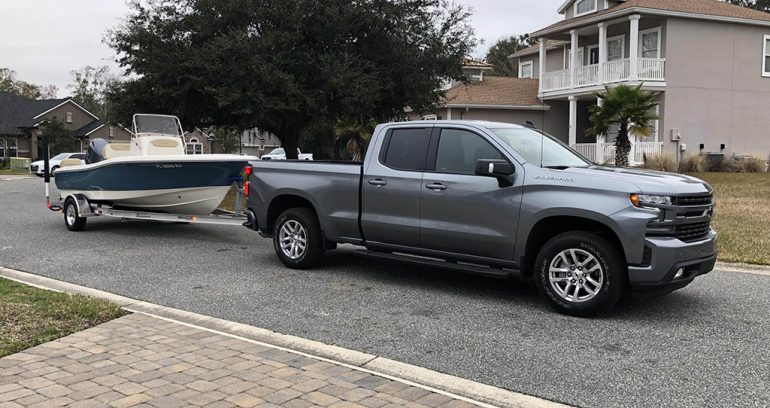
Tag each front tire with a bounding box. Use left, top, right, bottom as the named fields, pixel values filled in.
left=534, top=232, right=626, bottom=317
left=273, top=208, right=324, bottom=269
left=64, top=198, right=87, bottom=231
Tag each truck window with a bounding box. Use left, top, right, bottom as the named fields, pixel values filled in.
left=433, top=129, right=503, bottom=175
left=382, top=128, right=431, bottom=171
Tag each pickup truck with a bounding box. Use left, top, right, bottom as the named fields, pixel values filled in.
left=243, top=121, right=717, bottom=316
left=260, top=148, right=314, bottom=161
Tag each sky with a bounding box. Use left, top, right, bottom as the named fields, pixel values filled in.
left=0, top=0, right=562, bottom=98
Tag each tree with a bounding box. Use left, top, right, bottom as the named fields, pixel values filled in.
left=485, top=34, right=534, bottom=77
left=39, top=119, right=77, bottom=156
left=728, top=0, right=770, bottom=12
left=0, top=68, right=42, bottom=99
left=107, top=0, right=476, bottom=159
left=334, top=119, right=376, bottom=161
left=587, top=84, right=660, bottom=168
left=69, top=66, right=112, bottom=118
left=211, top=128, right=241, bottom=154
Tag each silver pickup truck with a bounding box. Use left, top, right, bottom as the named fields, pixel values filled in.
left=244, top=121, right=717, bottom=316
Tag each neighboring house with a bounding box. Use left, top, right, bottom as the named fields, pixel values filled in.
left=182, top=128, right=214, bottom=155
left=0, top=91, right=131, bottom=160
left=237, top=128, right=282, bottom=158
left=512, top=0, right=770, bottom=164
left=410, top=59, right=568, bottom=137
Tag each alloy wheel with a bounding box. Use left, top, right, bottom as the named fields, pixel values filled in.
left=279, top=220, right=307, bottom=260
left=548, top=248, right=604, bottom=303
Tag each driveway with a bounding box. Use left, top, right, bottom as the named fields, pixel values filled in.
left=1, top=178, right=768, bottom=408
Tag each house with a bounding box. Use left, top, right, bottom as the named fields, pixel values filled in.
left=237, top=128, right=282, bottom=158
left=0, top=91, right=131, bottom=160
left=182, top=128, right=214, bottom=155
left=512, top=0, right=770, bottom=164
left=409, top=59, right=568, bottom=137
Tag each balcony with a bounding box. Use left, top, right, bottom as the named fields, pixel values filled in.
left=542, top=58, right=666, bottom=92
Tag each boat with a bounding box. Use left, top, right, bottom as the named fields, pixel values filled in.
left=54, top=114, right=256, bottom=215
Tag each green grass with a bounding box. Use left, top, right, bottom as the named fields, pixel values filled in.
left=218, top=187, right=238, bottom=212
left=693, top=173, right=770, bottom=265
left=0, top=169, right=32, bottom=176
left=0, top=278, right=127, bottom=357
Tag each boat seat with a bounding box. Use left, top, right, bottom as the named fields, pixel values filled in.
left=103, top=143, right=132, bottom=159
left=60, top=159, right=82, bottom=167
left=147, top=139, right=183, bottom=155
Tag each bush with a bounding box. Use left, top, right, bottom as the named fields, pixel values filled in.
left=678, top=154, right=705, bottom=173
left=642, top=152, right=677, bottom=172
left=704, top=157, right=741, bottom=173
left=741, top=156, right=766, bottom=173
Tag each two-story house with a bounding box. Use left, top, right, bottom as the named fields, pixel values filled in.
left=512, top=0, right=770, bottom=164
left=0, top=91, right=132, bottom=160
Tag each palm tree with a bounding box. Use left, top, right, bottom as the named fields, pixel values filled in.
left=334, top=119, right=375, bottom=161
left=587, top=84, right=660, bottom=167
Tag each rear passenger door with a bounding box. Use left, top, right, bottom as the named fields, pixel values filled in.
left=419, top=127, right=522, bottom=261
left=360, top=127, right=431, bottom=247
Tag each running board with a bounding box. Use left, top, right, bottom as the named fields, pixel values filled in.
left=94, top=208, right=247, bottom=226
left=353, top=250, right=519, bottom=279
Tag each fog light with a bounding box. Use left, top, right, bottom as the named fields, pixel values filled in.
left=674, top=268, right=685, bottom=279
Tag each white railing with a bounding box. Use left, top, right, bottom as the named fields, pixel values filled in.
left=572, top=142, right=663, bottom=165
left=542, top=69, right=571, bottom=91
left=604, top=59, right=631, bottom=83
left=574, top=64, right=599, bottom=87
left=638, top=58, right=666, bottom=81
left=542, top=58, right=665, bottom=92
left=633, top=141, right=664, bottom=164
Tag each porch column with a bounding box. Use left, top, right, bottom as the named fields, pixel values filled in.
left=538, top=38, right=546, bottom=92
left=629, top=14, right=641, bottom=80
left=595, top=97, right=604, bottom=163
left=598, top=22, right=607, bottom=83
left=568, top=96, right=577, bottom=146
left=570, top=29, right=578, bottom=89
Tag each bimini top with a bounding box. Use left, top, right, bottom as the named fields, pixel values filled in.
left=132, top=114, right=184, bottom=138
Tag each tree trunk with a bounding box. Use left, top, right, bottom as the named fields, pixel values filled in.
left=615, top=120, right=632, bottom=167
left=283, top=134, right=299, bottom=160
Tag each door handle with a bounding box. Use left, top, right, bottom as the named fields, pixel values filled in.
left=426, top=183, right=447, bottom=191
left=368, top=179, right=387, bottom=186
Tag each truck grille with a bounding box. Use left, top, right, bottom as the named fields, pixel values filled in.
left=675, top=222, right=711, bottom=242
left=673, top=194, right=713, bottom=206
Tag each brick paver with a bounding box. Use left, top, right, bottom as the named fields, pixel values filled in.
left=0, top=314, right=479, bottom=407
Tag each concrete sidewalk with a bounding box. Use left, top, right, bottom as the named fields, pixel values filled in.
left=0, top=314, right=477, bottom=408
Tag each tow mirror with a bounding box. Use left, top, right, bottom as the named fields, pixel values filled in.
left=475, top=159, right=515, bottom=178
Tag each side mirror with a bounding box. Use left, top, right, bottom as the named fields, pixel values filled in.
left=475, top=159, right=515, bottom=178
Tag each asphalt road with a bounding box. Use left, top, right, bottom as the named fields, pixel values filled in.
left=1, top=177, right=768, bottom=408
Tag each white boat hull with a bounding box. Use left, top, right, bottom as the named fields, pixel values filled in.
left=58, top=186, right=232, bottom=215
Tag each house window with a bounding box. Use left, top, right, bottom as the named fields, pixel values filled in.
left=66, top=112, right=73, bottom=123
left=764, top=35, right=770, bottom=77
left=565, top=47, right=585, bottom=69
left=575, top=0, right=597, bottom=16
left=588, top=45, right=600, bottom=65
left=640, top=28, right=662, bottom=59
left=519, top=61, right=533, bottom=78
left=186, top=138, right=203, bottom=154
left=608, top=36, right=625, bottom=61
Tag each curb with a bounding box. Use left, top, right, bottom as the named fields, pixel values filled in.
left=715, top=262, right=770, bottom=276
left=0, top=266, right=569, bottom=408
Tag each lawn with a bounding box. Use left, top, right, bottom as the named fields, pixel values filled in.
left=693, top=173, right=770, bottom=266
left=0, top=278, right=126, bottom=357
left=218, top=187, right=241, bottom=212
left=0, top=169, right=32, bottom=176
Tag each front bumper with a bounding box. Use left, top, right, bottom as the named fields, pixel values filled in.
left=628, top=229, right=717, bottom=291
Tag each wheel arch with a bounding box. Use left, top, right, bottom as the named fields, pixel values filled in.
left=265, top=194, right=319, bottom=235
left=519, top=213, right=626, bottom=280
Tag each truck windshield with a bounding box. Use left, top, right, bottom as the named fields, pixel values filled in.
left=491, top=128, right=591, bottom=168
left=134, top=115, right=182, bottom=137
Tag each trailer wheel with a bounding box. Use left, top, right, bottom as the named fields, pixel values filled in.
left=273, top=208, right=324, bottom=269
left=64, top=198, right=87, bottom=231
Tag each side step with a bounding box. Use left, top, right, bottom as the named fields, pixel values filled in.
left=353, top=250, right=518, bottom=279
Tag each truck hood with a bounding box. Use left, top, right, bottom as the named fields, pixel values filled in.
left=560, top=166, right=712, bottom=195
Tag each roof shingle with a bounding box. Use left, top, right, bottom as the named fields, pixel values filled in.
left=443, top=77, right=543, bottom=107
left=533, top=0, right=770, bottom=36
left=0, top=92, right=69, bottom=135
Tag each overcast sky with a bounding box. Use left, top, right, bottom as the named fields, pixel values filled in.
left=0, top=0, right=562, bottom=98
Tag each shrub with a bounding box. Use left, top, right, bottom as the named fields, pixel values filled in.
left=741, top=156, right=766, bottom=173
left=642, top=152, right=677, bottom=172
left=705, top=157, right=741, bottom=173
left=678, top=154, right=705, bottom=173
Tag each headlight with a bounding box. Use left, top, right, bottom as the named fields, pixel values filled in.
left=630, top=194, right=672, bottom=207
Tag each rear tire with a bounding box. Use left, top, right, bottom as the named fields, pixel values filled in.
left=64, top=198, right=87, bottom=231
left=273, top=208, right=324, bottom=269
left=534, top=232, right=626, bottom=317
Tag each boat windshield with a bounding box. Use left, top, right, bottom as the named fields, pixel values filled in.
left=491, top=127, right=591, bottom=168
left=133, top=115, right=183, bottom=137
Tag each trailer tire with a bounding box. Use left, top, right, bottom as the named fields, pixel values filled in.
left=64, top=198, right=87, bottom=231
left=273, top=207, right=324, bottom=269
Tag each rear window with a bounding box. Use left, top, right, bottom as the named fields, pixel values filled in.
left=382, top=128, right=431, bottom=171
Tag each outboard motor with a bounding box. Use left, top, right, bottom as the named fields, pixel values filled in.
left=86, top=138, right=109, bottom=164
